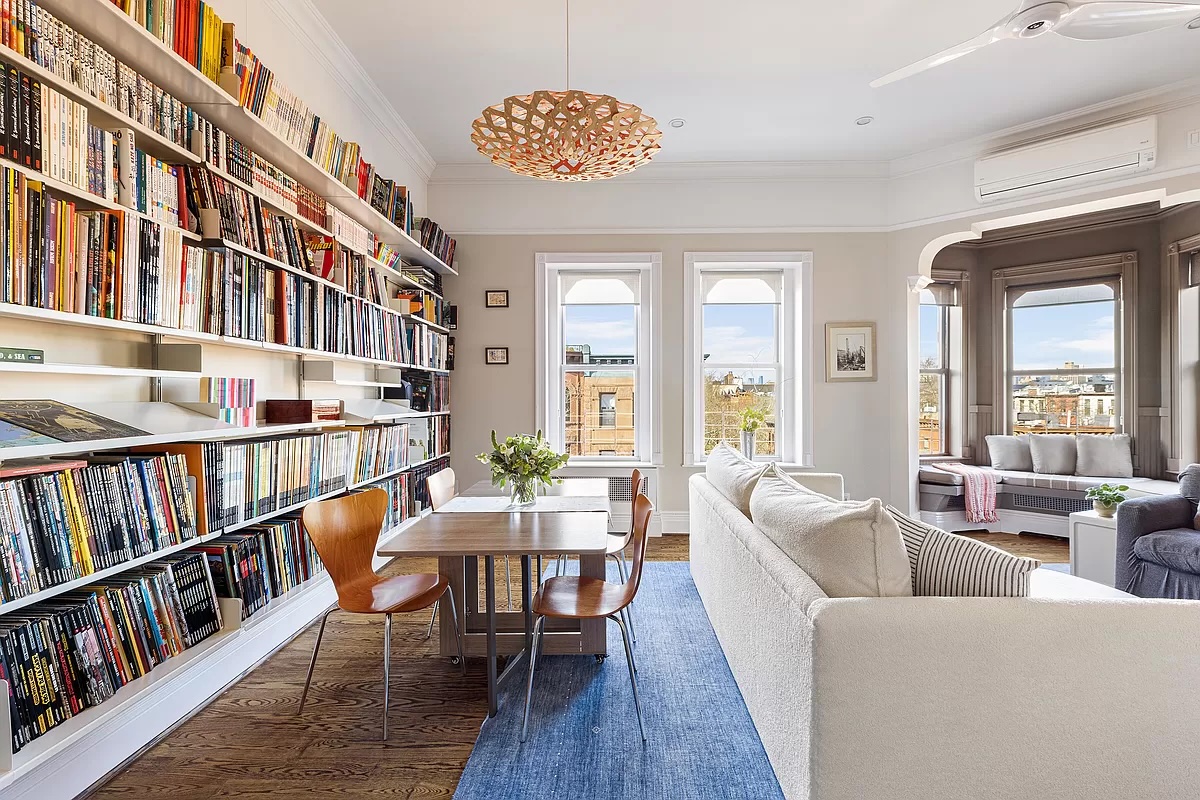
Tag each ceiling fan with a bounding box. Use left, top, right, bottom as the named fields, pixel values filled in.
left=871, top=0, right=1200, bottom=87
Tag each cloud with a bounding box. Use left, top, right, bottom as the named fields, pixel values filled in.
left=563, top=319, right=636, bottom=351
left=702, top=325, right=776, bottom=364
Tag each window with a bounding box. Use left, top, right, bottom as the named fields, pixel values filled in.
left=685, top=253, right=813, bottom=465
left=1006, top=280, right=1120, bottom=435
left=918, top=281, right=960, bottom=456
left=536, top=253, right=660, bottom=463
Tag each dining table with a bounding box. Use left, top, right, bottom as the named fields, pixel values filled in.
left=375, top=479, right=612, bottom=717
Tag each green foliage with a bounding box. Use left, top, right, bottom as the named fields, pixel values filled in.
left=476, top=430, right=570, bottom=490
left=738, top=405, right=767, bottom=433
left=1085, top=483, right=1130, bottom=506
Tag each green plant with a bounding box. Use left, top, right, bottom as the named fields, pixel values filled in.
left=1085, top=483, right=1130, bottom=507
left=738, top=405, right=767, bottom=433
left=476, top=430, right=569, bottom=492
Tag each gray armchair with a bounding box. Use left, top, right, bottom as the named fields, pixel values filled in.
left=1115, top=464, right=1200, bottom=598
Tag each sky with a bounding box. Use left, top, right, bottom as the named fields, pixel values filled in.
left=921, top=299, right=1116, bottom=372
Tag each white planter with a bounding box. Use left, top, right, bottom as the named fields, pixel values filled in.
left=1093, top=500, right=1117, bottom=518
left=741, top=430, right=756, bottom=459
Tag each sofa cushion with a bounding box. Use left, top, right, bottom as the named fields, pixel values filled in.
left=749, top=465, right=912, bottom=598
left=1029, top=434, right=1077, bottom=475
left=886, top=505, right=1041, bottom=596
left=1075, top=434, right=1133, bottom=478
left=705, top=442, right=766, bottom=517
left=985, top=435, right=1034, bottom=472
left=1133, top=530, right=1200, bottom=574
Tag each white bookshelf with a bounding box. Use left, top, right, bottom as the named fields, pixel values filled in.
left=0, top=362, right=201, bottom=379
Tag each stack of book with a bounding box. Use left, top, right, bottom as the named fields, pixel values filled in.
left=393, top=288, right=448, bottom=328
left=199, top=376, right=256, bottom=427
left=368, top=177, right=411, bottom=234
left=0, top=454, right=198, bottom=601
left=345, top=423, right=409, bottom=485
left=407, top=323, right=449, bottom=371
left=1, top=551, right=224, bottom=754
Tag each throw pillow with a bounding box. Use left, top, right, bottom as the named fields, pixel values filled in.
left=705, top=442, right=767, bottom=517
left=1075, top=434, right=1134, bottom=478
left=985, top=434, right=1034, bottom=472
left=750, top=465, right=912, bottom=598
left=1029, top=434, right=1077, bottom=475
left=885, top=505, right=1041, bottom=596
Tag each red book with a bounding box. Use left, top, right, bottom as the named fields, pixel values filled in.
left=0, top=458, right=88, bottom=479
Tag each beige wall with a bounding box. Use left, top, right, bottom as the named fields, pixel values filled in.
left=444, top=232, right=902, bottom=518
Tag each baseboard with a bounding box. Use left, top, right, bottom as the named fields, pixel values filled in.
left=919, top=509, right=1069, bottom=538
left=660, top=512, right=689, bottom=534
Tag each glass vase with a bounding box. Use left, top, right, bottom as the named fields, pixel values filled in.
left=509, top=476, right=538, bottom=507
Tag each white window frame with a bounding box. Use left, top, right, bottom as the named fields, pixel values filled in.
left=684, top=252, right=813, bottom=467
left=535, top=252, right=662, bottom=466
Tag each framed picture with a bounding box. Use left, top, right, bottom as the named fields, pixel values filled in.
left=485, top=347, right=509, bottom=365
left=825, top=322, right=877, bottom=382
left=485, top=290, right=509, bottom=308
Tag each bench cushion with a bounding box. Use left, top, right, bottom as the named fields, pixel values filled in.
left=1134, top=530, right=1200, bottom=575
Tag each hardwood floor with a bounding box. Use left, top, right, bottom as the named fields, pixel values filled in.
left=89, top=535, right=691, bottom=800
left=961, top=531, right=1070, bottom=562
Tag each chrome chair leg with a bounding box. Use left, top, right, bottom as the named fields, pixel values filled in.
left=505, top=556, right=513, bottom=610
left=299, top=607, right=334, bottom=714
left=382, top=612, right=392, bottom=741
left=611, top=555, right=637, bottom=643
left=445, top=586, right=466, bottom=675
left=424, top=600, right=439, bottom=640
left=620, top=608, right=638, bottom=670
left=612, top=613, right=646, bottom=742
left=520, top=616, right=547, bottom=742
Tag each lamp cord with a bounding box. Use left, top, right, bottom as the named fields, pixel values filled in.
left=565, top=0, right=571, bottom=90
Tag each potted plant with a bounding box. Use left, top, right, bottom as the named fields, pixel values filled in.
left=1085, top=483, right=1129, bottom=518
left=477, top=430, right=569, bottom=506
left=738, top=406, right=767, bottom=459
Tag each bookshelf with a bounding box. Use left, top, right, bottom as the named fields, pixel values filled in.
left=0, top=1, right=458, bottom=797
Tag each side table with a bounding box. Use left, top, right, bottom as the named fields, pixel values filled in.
left=1068, top=509, right=1118, bottom=588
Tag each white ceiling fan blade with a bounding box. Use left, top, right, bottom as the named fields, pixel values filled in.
left=1056, top=1, right=1200, bottom=40
left=871, top=25, right=1007, bottom=88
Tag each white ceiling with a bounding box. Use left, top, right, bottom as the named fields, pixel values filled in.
left=310, top=0, right=1200, bottom=166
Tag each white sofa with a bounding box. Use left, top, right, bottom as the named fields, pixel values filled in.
left=689, top=472, right=1200, bottom=800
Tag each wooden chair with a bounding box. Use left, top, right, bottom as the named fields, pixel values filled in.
left=423, top=467, right=513, bottom=638
left=521, top=492, right=654, bottom=743
left=606, top=469, right=644, bottom=641
left=299, top=488, right=464, bottom=741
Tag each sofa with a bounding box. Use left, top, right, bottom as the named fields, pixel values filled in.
left=689, top=471, right=1200, bottom=800
left=1116, top=464, right=1200, bottom=599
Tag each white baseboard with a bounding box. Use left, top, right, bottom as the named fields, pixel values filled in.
left=660, top=512, right=689, bottom=534
left=919, top=509, right=1069, bottom=538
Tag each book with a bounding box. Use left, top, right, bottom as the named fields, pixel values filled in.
left=0, top=400, right=149, bottom=442
left=0, top=419, right=59, bottom=449
left=263, top=400, right=342, bottom=424
left=0, top=346, right=43, bottom=363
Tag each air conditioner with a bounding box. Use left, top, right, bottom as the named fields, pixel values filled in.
left=974, top=116, right=1157, bottom=203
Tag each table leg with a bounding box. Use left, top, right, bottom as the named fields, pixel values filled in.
left=522, top=555, right=533, bottom=651
left=485, top=555, right=498, bottom=718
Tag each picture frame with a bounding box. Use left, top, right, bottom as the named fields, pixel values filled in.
left=825, top=322, right=877, bottom=382
left=485, top=347, right=509, bottom=365
left=485, top=290, right=509, bottom=308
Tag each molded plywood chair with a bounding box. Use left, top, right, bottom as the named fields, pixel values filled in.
left=607, top=469, right=644, bottom=641
left=521, top=492, right=654, bottom=743
left=299, top=488, right=464, bottom=741
left=423, top=467, right=457, bottom=639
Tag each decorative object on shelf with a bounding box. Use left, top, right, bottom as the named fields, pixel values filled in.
left=0, top=399, right=149, bottom=442
left=0, top=347, right=44, bottom=363
left=738, top=405, right=767, bottom=459
left=825, top=321, right=877, bottom=382
left=264, top=399, right=344, bottom=424
left=448, top=305, right=459, bottom=329
left=485, top=290, right=509, bottom=308
left=486, top=347, right=509, bottom=365
left=469, top=0, right=661, bottom=181
left=1085, top=483, right=1129, bottom=518
left=477, top=430, right=569, bottom=507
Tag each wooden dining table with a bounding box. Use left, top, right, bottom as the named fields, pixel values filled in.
left=375, top=479, right=611, bottom=717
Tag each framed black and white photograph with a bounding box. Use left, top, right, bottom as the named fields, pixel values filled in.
left=485, top=347, right=509, bottom=365
left=825, top=322, right=876, bottom=382
left=485, top=290, right=509, bottom=308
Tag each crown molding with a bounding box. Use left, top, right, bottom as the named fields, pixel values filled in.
left=265, top=0, right=436, bottom=182
left=430, top=159, right=892, bottom=185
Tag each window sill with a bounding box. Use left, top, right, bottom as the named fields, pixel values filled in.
left=683, top=461, right=816, bottom=470
left=920, top=456, right=968, bottom=464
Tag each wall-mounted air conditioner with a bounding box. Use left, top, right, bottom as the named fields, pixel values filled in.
left=974, top=116, right=1157, bottom=204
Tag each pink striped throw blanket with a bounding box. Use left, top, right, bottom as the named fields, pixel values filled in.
left=932, top=463, right=999, bottom=524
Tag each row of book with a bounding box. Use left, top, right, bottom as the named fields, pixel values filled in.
left=368, top=176, right=412, bottom=236
left=0, top=452, right=199, bottom=601
left=37, top=80, right=119, bottom=203
left=198, top=376, right=256, bottom=428
left=413, top=217, right=456, bottom=268
left=395, top=287, right=450, bottom=329
left=402, top=456, right=451, bottom=518
left=408, top=373, right=450, bottom=414
left=120, top=216, right=185, bottom=326
left=408, top=324, right=450, bottom=371
left=117, top=132, right=182, bottom=227
left=375, top=474, right=412, bottom=533
left=109, top=0, right=227, bottom=84
left=405, top=416, right=450, bottom=466
left=346, top=424, right=409, bottom=487
left=326, top=205, right=373, bottom=256
left=1, top=550, right=225, bottom=753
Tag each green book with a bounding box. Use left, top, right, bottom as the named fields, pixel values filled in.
left=0, top=347, right=44, bottom=364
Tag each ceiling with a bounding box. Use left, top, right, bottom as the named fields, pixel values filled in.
left=310, top=0, right=1200, bottom=167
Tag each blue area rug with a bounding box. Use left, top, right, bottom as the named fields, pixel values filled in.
left=1040, top=563, right=1070, bottom=573
left=453, top=561, right=785, bottom=800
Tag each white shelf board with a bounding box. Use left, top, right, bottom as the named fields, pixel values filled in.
left=341, top=398, right=420, bottom=423
left=402, top=314, right=450, bottom=334
left=0, top=362, right=200, bottom=379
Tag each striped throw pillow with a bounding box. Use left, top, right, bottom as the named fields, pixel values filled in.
left=885, top=506, right=1041, bottom=597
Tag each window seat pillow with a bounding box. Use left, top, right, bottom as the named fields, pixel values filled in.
left=1029, top=434, right=1077, bottom=475
left=985, top=434, right=1034, bottom=472
left=1075, top=433, right=1133, bottom=478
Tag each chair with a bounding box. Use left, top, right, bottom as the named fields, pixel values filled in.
left=423, top=468, right=513, bottom=641
left=522, top=492, right=654, bottom=743
left=298, top=488, right=464, bottom=740
left=1116, top=464, right=1200, bottom=598
left=606, top=469, right=644, bottom=641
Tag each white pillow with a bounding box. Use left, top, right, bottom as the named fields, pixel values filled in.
left=1075, top=434, right=1133, bottom=478
left=886, top=506, right=1041, bottom=597
left=705, top=442, right=766, bottom=517
left=985, top=434, right=1034, bottom=472
left=1029, top=434, right=1077, bottom=475
left=750, top=465, right=912, bottom=598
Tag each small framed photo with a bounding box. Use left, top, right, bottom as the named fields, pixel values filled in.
left=485, top=347, right=509, bottom=365
left=826, top=322, right=877, bottom=382
left=485, top=290, right=509, bottom=308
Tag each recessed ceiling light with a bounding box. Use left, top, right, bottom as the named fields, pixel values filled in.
left=669, top=118, right=686, bottom=128
left=855, top=116, right=874, bottom=126
left=1189, top=15, right=1200, bottom=29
